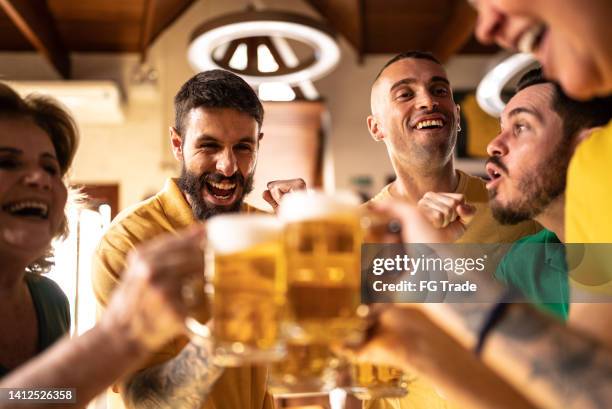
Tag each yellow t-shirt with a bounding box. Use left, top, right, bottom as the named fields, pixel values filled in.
left=365, top=170, right=539, bottom=409
left=566, top=120, right=612, bottom=243
left=565, top=120, right=612, bottom=295
left=368, top=170, right=539, bottom=244
left=92, top=178, right=273, bottom=409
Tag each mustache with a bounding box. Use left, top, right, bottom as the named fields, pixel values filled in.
left=201, top=172, right=245, bottom=186
left=486, top=156, right=509, bottom=176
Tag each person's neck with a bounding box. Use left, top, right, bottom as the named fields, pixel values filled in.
left=0, top=257, right=28, bottom=303
left=534, top=195, right=565, bottom=242
left=389, top=159, right=458, bottom=204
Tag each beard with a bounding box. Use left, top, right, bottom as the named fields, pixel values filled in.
left=489, top=142, right=571, bottom=225
left=177, top=165, right=254, bottom=220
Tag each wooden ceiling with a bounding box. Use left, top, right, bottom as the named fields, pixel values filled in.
left=0, top=0, right=196, bottom=77
left=0, top=0, right=497, bottom=79
left=304, top=0, right=498, bottom=61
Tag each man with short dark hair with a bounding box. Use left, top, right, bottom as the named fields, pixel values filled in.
left=92, top=70, right=282, bottom=409
left=365, top=52, right=539, bottom=409
left=489, top=68, right=611, bottom=321
left=171, top=69, right=264, bottom=220
left=366, top=52, right=537, bottom=244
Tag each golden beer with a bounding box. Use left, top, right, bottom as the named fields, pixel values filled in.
left=268, top=342, right=340, bottom=395
left=279, top=191, right=367, bottom=345
left=206, top=214, right=286, bottom=366
left=349, top=363, right=409, bottom=400
left=348, top=212, right=408, bottom=400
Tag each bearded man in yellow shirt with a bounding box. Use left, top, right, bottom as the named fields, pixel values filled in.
left=92, top=70, right=303, bottom=409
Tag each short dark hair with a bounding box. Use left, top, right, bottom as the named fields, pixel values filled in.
left=517, top=68, right=612, bottom=139
left=174, top=69, right=264, bottom=136
left=0, top=82, right=79, bottom=176
left=375, top=51, right=442, bottom=82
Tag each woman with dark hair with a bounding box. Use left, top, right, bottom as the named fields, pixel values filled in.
left=0, top=82, right=207, bottom=408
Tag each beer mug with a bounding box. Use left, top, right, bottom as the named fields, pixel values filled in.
left=347, top=363, right=410, bottom=400
left=203, top=214, right=287, bottom=366
left=278, top=190, right=368, bottom=345
left=268, top=341, right=341, bottom=395
left=352, top=209, right=408, bottom=400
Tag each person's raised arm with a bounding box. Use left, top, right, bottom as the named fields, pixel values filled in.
left=0, top=226, right=212, bottom=409
left=373, top=199, right=612, bottom=409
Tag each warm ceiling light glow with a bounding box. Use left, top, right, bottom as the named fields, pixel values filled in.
left=476, top=53, right=538, bottom=117
left=229, top=43, right=248, bottom=70
left=188, top=11, right=341, bottom=86
left=257, top=44, right=279, bottom=73
left=259, top=82, right=296, bottom=101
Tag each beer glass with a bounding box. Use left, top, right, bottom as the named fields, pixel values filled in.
left=204, top=214, right=286, bottom=366
left=347, top=363, right=410, bottom=400
left=349, top=209, right=408, bottom=400
left=268, top=341, right=340, bottom=395
left=278, top=190, right=368, bottom=346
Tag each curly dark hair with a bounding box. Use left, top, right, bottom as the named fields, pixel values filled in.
left=174, top=69, right=264, bottom=137
left=517, top=68, right=612, bottom=140
left=0, top=82, right=80, bottom=273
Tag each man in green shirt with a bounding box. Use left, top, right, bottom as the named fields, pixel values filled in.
left=495, top=229, right=568, bottom=320
left=485, top=68, right=611, bottom=321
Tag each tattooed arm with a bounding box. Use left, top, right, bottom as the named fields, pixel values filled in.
left=121, top=339, right=223, bottom=409
left=372, top=198, right=612, bottom=409
left=420, top=302, right=612, bottom=409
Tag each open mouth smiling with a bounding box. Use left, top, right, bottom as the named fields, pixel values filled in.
left=2, top=200, right=49, bottom=220
left=413, top=115, right=447, bottom=131
left=415, top=119, right=445, bottom=130
left=204, top=179, right=238, bottom=200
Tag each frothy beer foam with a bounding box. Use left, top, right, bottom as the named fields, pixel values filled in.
left=207, top=214, right=282, bottom=254
left=278, top=190, right=361, bottom=223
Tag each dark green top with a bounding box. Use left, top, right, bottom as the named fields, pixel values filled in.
left=495, top=229, right=569, bottom=321
left=0, top=274, right=70, bottom=377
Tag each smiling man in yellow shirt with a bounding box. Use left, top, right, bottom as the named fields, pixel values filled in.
left=363, top=52, right=539, bottom=409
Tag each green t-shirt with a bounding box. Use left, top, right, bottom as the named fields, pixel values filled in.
left=0, top=274, right=70, bottom=377
left=495, top=229, right=569, bottom=321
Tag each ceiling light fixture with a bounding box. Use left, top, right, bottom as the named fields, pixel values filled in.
left=476, top=53, right=538, bottom=117
left=187, top=10, right=341, bottom=87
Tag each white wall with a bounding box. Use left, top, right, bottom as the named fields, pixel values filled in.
left=0, top=0, right=502, bottom=211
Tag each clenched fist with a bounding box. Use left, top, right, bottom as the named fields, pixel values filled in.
left=262, top=178, right=307, bottom=211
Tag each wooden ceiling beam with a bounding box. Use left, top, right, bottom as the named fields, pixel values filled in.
left=139, top=0, right=156, bottom=62
left=430, top=0, right=477, bottom=62
left=139, top=0, right=196, bottom=62
left=305, top=0, right=364, bottom=59
left=0, top=0, right=70, bottom=78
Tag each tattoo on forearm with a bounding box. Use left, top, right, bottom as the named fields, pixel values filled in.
left=123, top=341, right=223, bottom=409
left=495, top=305, right=612, bottom=409
left=446, top=303, right=493, bottom=337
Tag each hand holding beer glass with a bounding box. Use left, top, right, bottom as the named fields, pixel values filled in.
left=186, top=191, right=408, bottom=401
left=347, top=209, right=410, bottom=400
